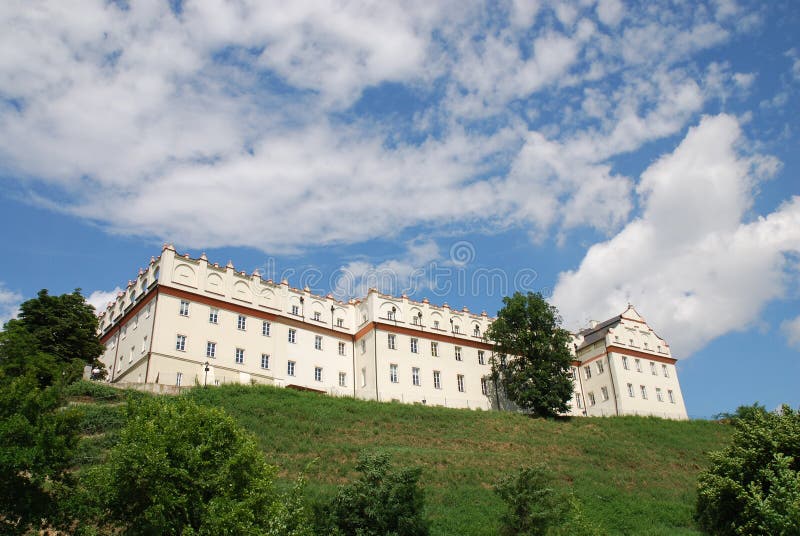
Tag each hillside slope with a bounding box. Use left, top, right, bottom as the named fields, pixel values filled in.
left=179, top=385, right=729, bottom=535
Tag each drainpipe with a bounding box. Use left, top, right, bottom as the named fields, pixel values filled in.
left=606, top=352, right=620, bottom=416
left=144, top=291, right=159, bottom=384
left=109, top=329, right=121, bottom=383
left=373, top=323, right=379, bottom=402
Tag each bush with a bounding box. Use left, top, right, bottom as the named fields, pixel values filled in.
left=314, top=451, right=430, bottom=536
left=695, top=404, right=800, bottom=535
left=64, top=380, right=124, bottom=402
left=86, top=396, right=312, bottom=535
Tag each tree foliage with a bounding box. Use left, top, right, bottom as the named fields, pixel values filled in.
left=87, top=395, right=312, bottom=535
left=486, top=292, right=574, bottom=418
left=695, top=404, right=800, bottom=535
left=314, top=451, right=430, bottom=536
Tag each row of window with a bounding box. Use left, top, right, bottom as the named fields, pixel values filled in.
left=177, top=334, right=349, bottom=362
left=384, top=311, right=484, bottom=337
left=388, top=363, right=488, bottom=394
left=582, top=356, right=670, bottom=380
left=384, top=334, right=487, bottom=364
left=575, top=384, right=677, bottom=408
left=182, top=300, right=347, bottom=328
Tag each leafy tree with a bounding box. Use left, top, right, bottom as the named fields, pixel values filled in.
left=486, top=292, right=574, bottom=418
left=314, top=451, right=430, bottom=536
left=695, top=405, right=800, bottom=535
left=87, top=395, right=312, bottom=535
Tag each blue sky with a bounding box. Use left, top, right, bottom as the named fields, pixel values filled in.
left=1, top=0, right=798, bottom=418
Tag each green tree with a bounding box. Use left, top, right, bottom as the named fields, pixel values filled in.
left=87, top=395, right=312, bottom=535
left=314, top=451, right=430, bottom=536
left=486, top=292, right=574, bottom=418
left=695, top=405, right=800, bottom=535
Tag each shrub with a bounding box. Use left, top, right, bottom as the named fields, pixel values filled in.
left=315, top=451, right=430, bottom=536
left=64, top=380, right=124, bottom=402
left=695, top=404, right=800, bottom=535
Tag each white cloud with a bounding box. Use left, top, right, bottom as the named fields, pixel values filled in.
left=552, top=114, right=798, bottom=357
left=0, top=283, right=22, bottom=326
left=782, top=316, right=800, bottom=349
left=86, top=287, right=123, bottom=314
left=596, top=0, right=624, bottom=27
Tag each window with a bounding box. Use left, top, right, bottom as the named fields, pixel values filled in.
left=235, top=348, right=244, bottom=364
left=261, top=353, right=270, bottom=369
left=622, top=356, right=629, bottom=370
left=410, top=338, right=418, bottom=353
left=237, top=315, right=246, bottom=330
left=584, top=365, right=592, bottom=380
left=588, top=392, right=596, bottom=406
left=206, top=341, right=216, bottom=358
left=412, top=367, right=420, bottom=386
left=176, top=334, right=186, bottom=352
left=640, top=385, right=648, bottom=399
left=500, top=354, right=507, bottom=366
left=336, top=318, right=344, bottom=327
left=433, top=370, right=441, bottom=389
left=478, top=350, right=485, bottom=365
left=601, top=386, right=609, bottom=401
left=291, top=304, right=299, bottom=315
left=176, top=372, right=183, bottom=387
left=431, top=342, right=439, bottom=357
left=635, top=359, right=642, bottom=372
left=433, top=320, right=440, bottom=329
left=121, top=326, right=126, bottom=339
left=388, top=334, right=396, bottom=349
left=314, top=367, right=322, bottom=382
left=412, top=316, right=419, bottom=326
left=474, top=325, right=480, bottom=337
left=650, top=362, right=657, bottom=375
left=133, top=314, right=138, bottom=330
left=129, top=346, right=134, bottom=363
left=338, top=341, right=346, bottom=356
left=361, top=367, right=367, bottom=387
left=142, top=336, right=148, bottom=353
left=596, top=360, right=604, bottom=374
left=287, top=361, right=295, bottom=376
left=314, top=335, right=322, bottom=350
left=312, top=311, right=321, bottom=321
left=454, top=346, right=462, bottom=361
left=668, top=389, right=675, bottom=403
left=209, top=308, right=218, bottom=324
left=656, top=387, right=663, bottom=402
left=179, top=300, right=189, bottom=316
left=360, top=340, right=366, bottom=353
left=453, top=325, right=460, bottom=334
left=457, top=374, right=465, bottom=392
left=662, top=364, right=669, bottom=377
left=387, top=309, right=395, bottom=320
left=481, top=377, right=488, bottom=395
left=288, top=329, right=296, bottom=344
left=627, top=383, right=634, bottom=397
left=338, top=372, right=346, bottom=387
left=262, top=321, right=271, bottom=336
left=575, top=393, right=583, bottom=409
left=390, top=364, right=398, bottom=383
left=145, top=304, right=151, bottom=318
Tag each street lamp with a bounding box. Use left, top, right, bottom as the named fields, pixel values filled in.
left=203, top=361, right=210, bottom=387
left=331, top=304, right=335, bottom=327
left=391, top=306, right=397, bottom=326
left=417, top=311, right=423, bottom=330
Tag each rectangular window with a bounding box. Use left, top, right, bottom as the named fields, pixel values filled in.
left=121, top=326, right=126, bottom=339
left=288, top=329, right=296, bottom=344
left=145, top=304, right=151, bottom=318
left=237, top=315, right=246, bottom=331
left=575, top=392, right=583, bottom=409
left=314, top=335, right=322, bottom=350
left=601, top=386, right=609, bottom=401
left=627, top=383, right=634, bottom=397
left=339, top=372, right=346, bottom=387
left=206, top=341, right=216, bottom=358
left=361, top=367, right=366, bottom=387
left=433, top=320, right=440, bottom=329
left=454, top=346, right=462, bottom=361
left=622, top=356, right=629, bottom=370
left=662, top=364, right=669, bottom=377
left=433, top=370, right=441, bottom=389
left=388, top=334, right=396, bottom=350
left=312, top=311, right=321, bottom=321
left=656, top=387, right=664, bottom=402
left=457, top=374, right=465, bottom=392
left=291, top=305, right=299, bottom=315
left=431, top=342, right=439, bottom=357
left=412, top=367, right=420, bottom=386
left=481, top=377, right=488, bottom=395
left=412, top=316, right=419, bottom=325
left=176, top=334, right=186, bottom=352
left=640, top=385, right=648, bottom=399
left=179, top=300, right=189, bottom=316
left=360, top=340, right=366, bottom=353
left=584, top=365, right=592, bottom=380
left=588, top=392, right=596, bottom=406
left=597, top=360, right=604, bottom=374
left=261, top=353, right=270, bottom=369
left=262, top=321, right=271, bottom=336
left=338, top=341, right=346, bottom=356
left=235, top=348, right=244, bottom=364
left=410, top=338, right=418, bottom=353
left=635, top=359, right=642, bottom=372
left=650, top=362, right=657, bottom=375
left=129, top=346, right=134, bottom=363
left=668, top=389, right=675, bottom=403
left=142, top=336, right=148, bottom=354
left=390, top=364, right=398, bottom=383
left=314, top=367, right=322, bottom=382
left=176, top=372, right=183, bottom=387
left=336, top=318, right=344, bottom=327
left=287, top=361, right=295, bottom=376
left=478, top=350, right=485, bottom=365
left=209, top=308, right=218, bottom=324
left=133, top=314, right=138, bottom=330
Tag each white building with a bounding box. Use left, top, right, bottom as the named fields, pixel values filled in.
left=96, top=245, right=688, bottom=418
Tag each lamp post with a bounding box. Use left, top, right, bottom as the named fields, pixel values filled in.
left=203, top=361, right=210, bottom=387
left=417, top=311, right=423, bottom=331
left=299, top=296, right=305, bottom=319
left=450, top=318, right=454, bottom=333
left=391, top=306, right=397, bottom=326
left=331, top=304, right=335, bottom=327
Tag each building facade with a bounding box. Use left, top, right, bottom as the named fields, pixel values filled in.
left=97, top=245, right=688, bottom=418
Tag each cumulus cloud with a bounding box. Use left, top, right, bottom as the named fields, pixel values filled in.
left=86, top=287, right=123, bottom=314
left=0, top=283, right=22, bottom=326
left=782, top=316, right=800, bottom=349
left=552, top=114, right=798, bottom=357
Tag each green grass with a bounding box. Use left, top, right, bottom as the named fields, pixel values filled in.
left=70, top=384, right=732, bottom=535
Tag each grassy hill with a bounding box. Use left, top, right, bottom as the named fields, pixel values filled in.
left=73, top=384, right=731, bottom=535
